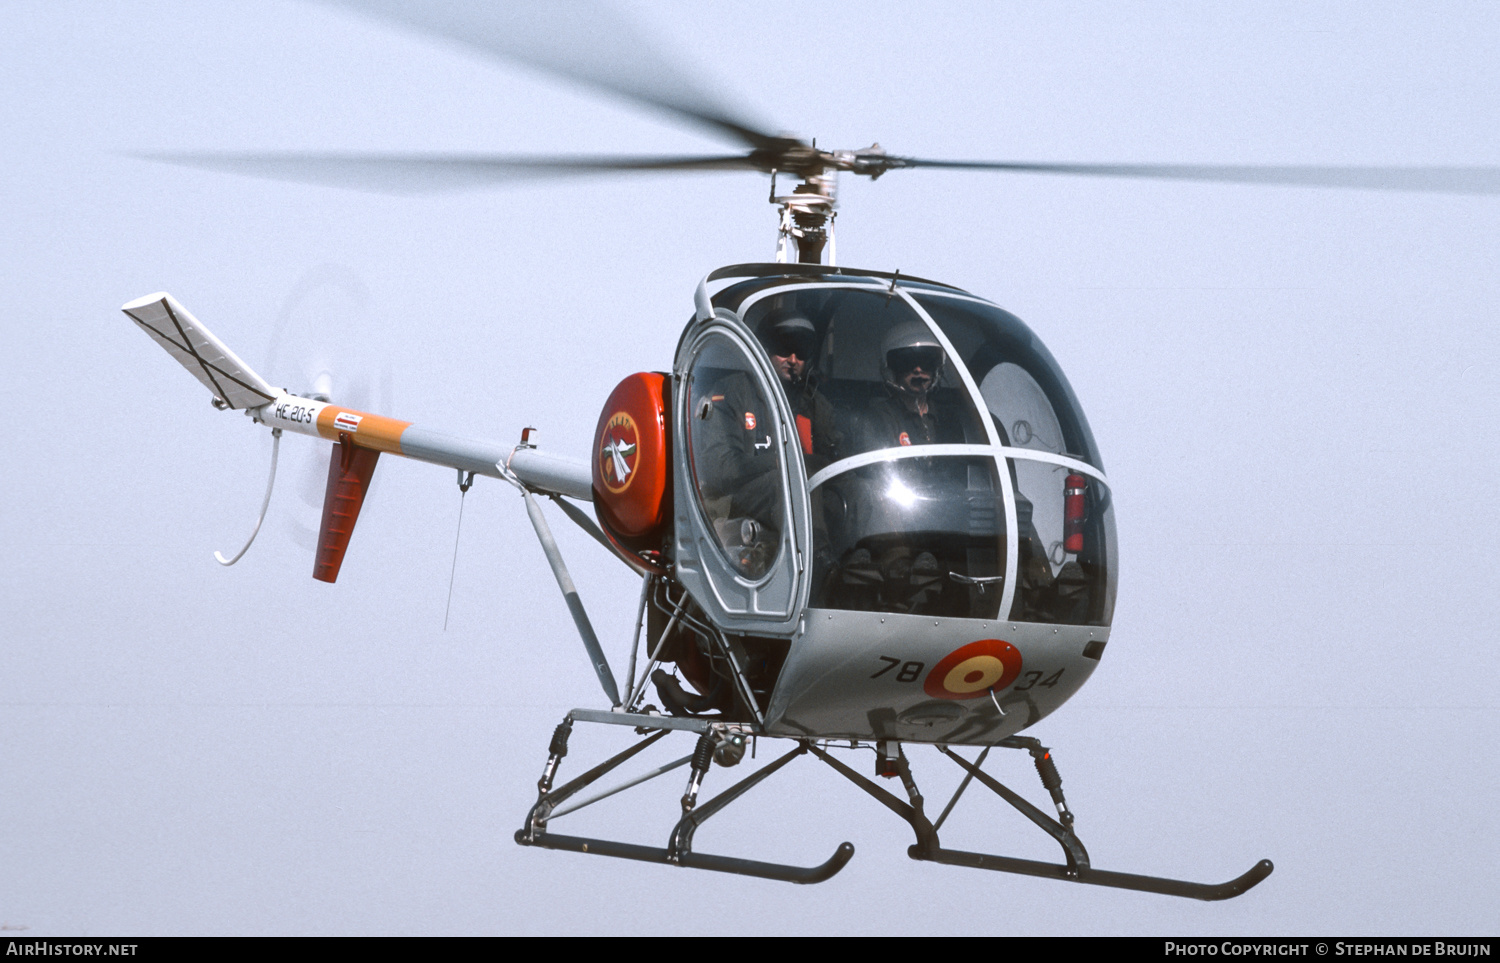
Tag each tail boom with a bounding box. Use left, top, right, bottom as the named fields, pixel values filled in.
left=255, top=398, right=589, bottom=499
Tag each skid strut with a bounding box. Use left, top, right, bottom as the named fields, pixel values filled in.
left=809, top=737, right=1272, bottom=901
left=514, top=712, right=1268, bottom=898
left=515, top=717, right=853, bottom=884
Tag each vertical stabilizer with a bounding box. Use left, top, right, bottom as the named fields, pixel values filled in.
left=122, top=292, right=277, bottom=410
left=314, top=434, right=380, bottom=583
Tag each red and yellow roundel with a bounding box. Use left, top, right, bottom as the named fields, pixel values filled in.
left=923, top=639, right=1023, bottom=700
left=599, top=411, right=640, bottom=494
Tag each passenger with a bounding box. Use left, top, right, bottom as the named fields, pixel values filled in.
left=856, top=320, right=967, bottom=450
left=760, top=311, right=840, bottom=474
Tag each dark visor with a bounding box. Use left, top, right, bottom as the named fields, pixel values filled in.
left=888, top=346, right=944, bottom=374
left=769, top=333, right=815, bottom=357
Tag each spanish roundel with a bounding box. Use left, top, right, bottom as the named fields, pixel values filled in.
left=923, top=639, right=1023, bottom=700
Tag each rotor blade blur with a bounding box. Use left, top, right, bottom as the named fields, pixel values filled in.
left=321, top=0, right=793, bottom=153
left=889, top=159, right=1500, bottom=195
left=136, top=151, right=763, bottom=193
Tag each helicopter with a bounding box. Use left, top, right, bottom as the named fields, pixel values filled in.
left=121, top=1, right=1500, bottom=902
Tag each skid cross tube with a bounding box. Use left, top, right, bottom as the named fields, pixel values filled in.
left=933, top=744, right=989, bottom=832
left=517, top=730, right=853, bottom=884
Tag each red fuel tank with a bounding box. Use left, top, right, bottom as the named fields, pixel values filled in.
left=592, top=372, right=671, bottom=562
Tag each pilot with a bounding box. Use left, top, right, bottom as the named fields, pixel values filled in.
left=856, top=321, right=965, bottom=450
left=760, top=311, right=840, bottom=474
left=834, top=321, right=967, bottom=614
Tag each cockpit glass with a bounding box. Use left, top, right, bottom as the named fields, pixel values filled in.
left=915, top=292, right=1115, bottom=626
left=809, top=455, right=1006, bottom=620
left=684, top=333, right=787, bottom=581
left=1009, top=467, right=1117, bottom=626
left=913, top=293, right=1103, bottom=469
left=706, top=279, right=1116, bottom=628
left=982, top=363, right=1066, bottom=455
left=743, top=289, right=990, bottom=472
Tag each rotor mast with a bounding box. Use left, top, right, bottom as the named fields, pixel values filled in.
left=766, top=143, right=906, bottom=264
left=771, top=172, right=835, bottom=265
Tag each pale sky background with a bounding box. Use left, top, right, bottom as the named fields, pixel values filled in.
left=2, top=0, right=1497, bottom=936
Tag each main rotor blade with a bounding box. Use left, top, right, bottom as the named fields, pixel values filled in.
left=137, top=151, right=763, bottom=193
left=889, top=158, right=1500, bottom=195
left=321, top=0, right=793, bottom=153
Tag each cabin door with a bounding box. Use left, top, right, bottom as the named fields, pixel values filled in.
left=670, top=312, right=811, bottom=636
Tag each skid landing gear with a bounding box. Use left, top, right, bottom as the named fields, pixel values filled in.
left=514, top=711, right=853, bottom=884
left=513, top=711, right=1270, bottom=899
left=811, top=736, right=1272, bottom=901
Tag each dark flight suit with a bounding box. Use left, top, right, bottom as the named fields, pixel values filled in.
left=782, top=377, right=841, bottom=476
left=852, top=391, right=967, bottom=451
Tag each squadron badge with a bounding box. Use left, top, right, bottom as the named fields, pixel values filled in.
left=599, top=411, right=640, bottom=494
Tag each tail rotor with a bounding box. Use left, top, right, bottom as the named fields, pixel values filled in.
left=260, top=268, right=395, bottom=558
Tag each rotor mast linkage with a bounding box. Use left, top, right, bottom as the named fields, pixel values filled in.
left=766, top=144, right=905, bottom=265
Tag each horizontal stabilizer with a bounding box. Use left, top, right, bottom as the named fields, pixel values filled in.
left=122, top=292, right=277, bottom=410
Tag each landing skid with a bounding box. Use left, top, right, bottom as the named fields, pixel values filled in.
left=515, top=716, right=853, bottom=883
left=513, top=710, right=1271, bottom=900
left=810, top=740, right=1272, bottom=901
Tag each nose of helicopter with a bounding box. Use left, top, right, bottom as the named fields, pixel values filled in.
left=763, top=608, right=1108, bottom=744
left=665, top=269, right=1117, bottom=708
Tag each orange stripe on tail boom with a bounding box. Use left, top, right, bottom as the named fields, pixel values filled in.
left=315, top=406, right=411, bottom=454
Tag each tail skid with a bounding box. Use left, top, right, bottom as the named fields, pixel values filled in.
left=214, top=427, right=283, bottom=567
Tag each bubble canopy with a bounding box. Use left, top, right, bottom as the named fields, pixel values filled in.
left=679, top=268, right=1116, bottom=629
